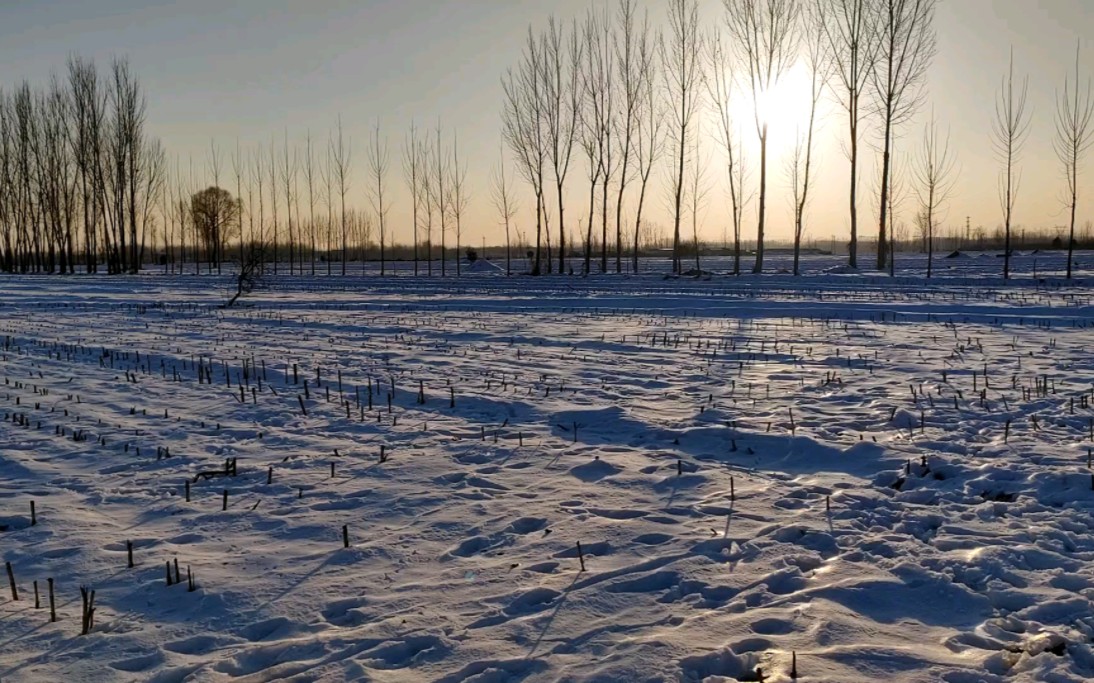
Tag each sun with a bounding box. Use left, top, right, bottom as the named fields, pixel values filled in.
left=731, top=62, right=818, bottom=156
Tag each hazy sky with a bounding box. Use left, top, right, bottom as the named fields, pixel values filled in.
left=2, top=0, right=1093, bottom=247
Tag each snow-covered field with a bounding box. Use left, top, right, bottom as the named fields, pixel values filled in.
left=3, top=261, right=1094, bottom=682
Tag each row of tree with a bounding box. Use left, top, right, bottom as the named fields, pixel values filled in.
left=161, top=117, right=485, bottom=279
left=1, top=1, right=1090, bottom=280
left=499, top=0, right=934, bottom=277
left=500, top=0, right=1093, bottom=280
left=0, top=57, right=165, bottom=274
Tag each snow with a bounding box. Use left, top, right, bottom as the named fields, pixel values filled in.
left=2, top=259, right=1094, bottom=682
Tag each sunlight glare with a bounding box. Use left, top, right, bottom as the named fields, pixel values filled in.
left=732, top=63, right=817, bottom=155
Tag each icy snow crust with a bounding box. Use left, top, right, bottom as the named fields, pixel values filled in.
left=3, top=260, right=1094, bottom=682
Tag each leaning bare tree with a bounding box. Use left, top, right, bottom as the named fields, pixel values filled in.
left=992, top=49, right=1031, bottom=281
left=871, top=0, right=936, bottom=272
left=1054, top=42, right=1094, bottom=280
left=663, top=0, right=704, bottom=275
left=915, top=113, right=956, bottom=279
left=225, top=239, right=266, bottom=308
left=821, top=0, right=879, bottom=268
left=724, top=0, right=800, bottom=274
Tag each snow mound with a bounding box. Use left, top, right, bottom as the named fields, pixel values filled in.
left=463, top=258, right=505, bottom=274
left=819, top=264, right=862, bottom=275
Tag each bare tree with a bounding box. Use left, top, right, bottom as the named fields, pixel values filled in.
left=404, top=121, right=426, bottom=276
left=320, top=142, right=333, bottom=274
left=592, top=9, right=616, bottom=273
left=789, top=3, right=828, bottom=276
left=451, top=131, right=469, bottom=277
left=268, top=138, right=279, bottom=273
left=138, top=137, right=165, bottom=265
left=886, top=142, right=907, bottom=275
left=159, top=153, right=171, bottom=274
left=116, top=58, right=146, bottom=274
left=175, top=157, right=193, bottom=274
left=542, top=18, right=583, bottom=275
left=632, top=26, right=664, bottom=273
left=502, top=28, right=548, bottom=275
left=0, top=92, right=9, bottom=272
left=579, top=128, right=601, bottom=274
left=706, top=32, right=749, bottom=276
left=663, top=0, right=704, bottom=275
left=255, top=151, right=266, bottom=257
left=580, top=10, right=608, bottom=275
left=915, top=113, right=956, bottom=278
left=1054, top=42, right=1094, bottom=280
left=612, top=0, right=648, bottom=273
left=420, top=134, right=435, bottom=275
left=491, top=144, right=519, bottom=275
left=433, top=121, right=450, bottom=276
left=304, top=131, right=317, bottom=275
left=246, top=145, right=255, bottom=250
left=992, top=49, right=1030, bottom=281
left=232, top=140, right=245, bottom=267
left=208, top=141, right=223, bottom=273
left=688, top=122, right=711, bottom=274
left=871, top=0, right=936, bottom=272
left=821, top=0, right=879, bottom=268
left=279, top=132, right=298, bottom=275
left=367, top=120, right=390, bottom=276
left=330, top=116, right=351, bottom=275
left=67, top=56, right=107, bottom=273
left=102, top=57, right=148, bottom=274
left=724, top=0, right=800, bottom=273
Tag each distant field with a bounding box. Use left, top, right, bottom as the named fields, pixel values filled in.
left=146, top=249, right=1094, bottom=281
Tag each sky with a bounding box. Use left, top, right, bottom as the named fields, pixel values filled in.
left=1, top=0, right=1093, bottom=248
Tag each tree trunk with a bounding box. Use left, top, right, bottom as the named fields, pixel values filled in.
left=849, top=109, right=859, bottom=269
left=753, top=125, right=768, bottom=274
left=877, top=113, right=893, bottom=272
